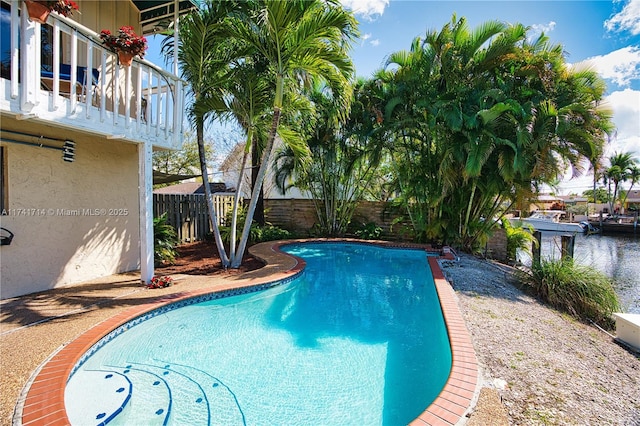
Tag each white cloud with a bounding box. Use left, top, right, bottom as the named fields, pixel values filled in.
left=370, top=39, right=380, bottom=47
left=556, top=88, right=639, bottom=195
left=362, top=33, right=372, bottom=41
left=605, top=88, right=640, bottom=157
left=578, top=46, right=640, bottom=88
left=340, top=0, right=389, bottom=21
left=604, top=0, right=640, bottom=36
left=530, top=21, right=556, bottom=36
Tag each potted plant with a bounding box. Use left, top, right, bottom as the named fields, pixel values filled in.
left=24, top=0, right=79, bottom=24
left=99, top=26, right=147, bottom=66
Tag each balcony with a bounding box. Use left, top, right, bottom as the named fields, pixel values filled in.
left=0, top=1, right=186, bottom=150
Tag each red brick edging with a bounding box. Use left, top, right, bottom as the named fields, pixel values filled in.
left=19, top=240, right=478, bottom=425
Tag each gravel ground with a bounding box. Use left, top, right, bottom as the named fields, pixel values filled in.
left=442, top=253, right=640, bottom=425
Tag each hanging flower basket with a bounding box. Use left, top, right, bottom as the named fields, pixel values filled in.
left=117, top=51, right=134, bottom=67
left=24, top=0, right=50, bottom=24
left=24, top=0, right=79, bottom=24
left=100, top=26, right=147, bottom=67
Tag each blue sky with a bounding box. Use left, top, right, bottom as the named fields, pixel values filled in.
left=148, top=0, right=639, bottom=194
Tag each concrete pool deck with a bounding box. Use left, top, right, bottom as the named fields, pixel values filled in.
left=1, top=240, right=483, bottom=425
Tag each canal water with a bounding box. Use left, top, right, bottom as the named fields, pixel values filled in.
left=519, top=233, right=640, bottom=314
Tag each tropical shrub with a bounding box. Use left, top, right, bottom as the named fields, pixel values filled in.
left=370, top=15, right=613, bottom=252
left=353, top=222, right=383, bottom=240
left=253, top=225, right=293, bottom=243
left=154, top=213, right=179, bottom=265
left=220, top=206, right=292, bottom=244
left=220, top=206, right=260, bottom=246
left=503, top=219, right=537, bottom=263
left=521, top=257, right=620, bottom=326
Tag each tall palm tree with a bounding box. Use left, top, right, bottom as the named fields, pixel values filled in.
left=162, top=1, right=244, bottom=266
left=222, top=62, right=274, bottom=262
left=225, top=0, right=358, bottom=267
left=623, top=165, right=640, bottom=212
left=607, top=151, right=638, bottom=214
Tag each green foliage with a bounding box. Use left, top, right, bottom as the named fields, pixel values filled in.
left=152, top=132, right=210, bottom=185
left=154, top=213, right=179, bottom=266
left=274, top=82, right=384, bottom=237
left=521, top=257, right=620, bottom=326
left=220, top=205, right=292, bottom=245
left=366, top=14, right=612, bottom=252
left=353, top=222, right=383, bottom=240
left=566, top=203, right=587, bottom=216
left=582, top=188, right=608, bottom=204
left=503, top=218, right=537, bottom=262
left=253, top=225, right=293, bottom=243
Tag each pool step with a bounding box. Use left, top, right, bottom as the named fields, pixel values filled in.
left=152, top=361, right=246, bottom=425
left=65, top=369, right=132, bottom=426
left=109, top=366, right=171, bottom=425
left=122, top=362, right=211, bottom=425
left=66, top=360, right=247, bottom=425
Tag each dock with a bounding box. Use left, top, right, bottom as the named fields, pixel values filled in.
left=589, top=216, right=639, bottom=235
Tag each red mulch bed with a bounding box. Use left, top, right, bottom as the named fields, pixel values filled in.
left=155, top=240, right=264, bottom=276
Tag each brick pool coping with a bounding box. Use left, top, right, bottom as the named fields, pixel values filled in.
left=19, top=239, right=478, bottom=426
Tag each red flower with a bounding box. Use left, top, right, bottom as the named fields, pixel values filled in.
left=99, top=25, right=147, bottom=59
left=36, top=0, right=79, bottom=18
left=146, top=275, right=173, bottom=289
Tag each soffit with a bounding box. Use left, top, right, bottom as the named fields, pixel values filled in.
left=132, top=0, right=200, bottom=35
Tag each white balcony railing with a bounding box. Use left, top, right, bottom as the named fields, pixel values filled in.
left=1, top=1, right=185, bottom=149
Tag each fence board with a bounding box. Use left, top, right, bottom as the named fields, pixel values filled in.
left=153, top=193, right=239, bottom=244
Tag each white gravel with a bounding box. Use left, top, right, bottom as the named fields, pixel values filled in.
left=441, top=253, right=640, bottom=426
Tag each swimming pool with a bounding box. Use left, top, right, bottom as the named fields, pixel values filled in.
left=64, top=242, right=453, bottom=425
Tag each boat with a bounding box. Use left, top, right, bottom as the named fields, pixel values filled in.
left=579, top=221, right=600, bottom=235
left=510, top=210, right=584, bottom=234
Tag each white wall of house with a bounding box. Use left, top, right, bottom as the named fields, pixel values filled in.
left=219, top=141, right=310, bottom=200
left=0, top=120, right=140, bottom=299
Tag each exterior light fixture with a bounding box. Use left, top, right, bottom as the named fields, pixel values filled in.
left=62, top=140, right=75, bottom=162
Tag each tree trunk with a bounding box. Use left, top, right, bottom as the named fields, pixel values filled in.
left=196, top=118, right=229, bottom=266
left=252, top=136, right=266, bottom=226
left=230, top=144, right=250, bottom=262
left=231, top=107, right=282, bottom=268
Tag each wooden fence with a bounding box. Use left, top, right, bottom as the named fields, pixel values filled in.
left=153, top=193, right=236, bottom=243
left=153, top=196, right=508, bottom=260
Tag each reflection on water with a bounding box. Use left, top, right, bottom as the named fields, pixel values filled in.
left=519, top=233, right=640, bottom=314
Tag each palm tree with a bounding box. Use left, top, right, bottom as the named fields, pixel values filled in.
left=273, top=81, right=384, bottom=236
left=225, top=0, right=358, bottom=267
left=606, top=151, right=638, bottom=214
left=367, top=15, right=613, bottom=251
left=623, top=165, right=640, bottom=212
left=162, top=1, right=245, bottom=266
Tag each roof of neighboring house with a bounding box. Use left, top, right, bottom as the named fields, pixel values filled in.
left=153, top=170, right=200, bottom=185
left=535, top=194, right=562, bottom=202
left=153, top=182, right=228, bottom=194
left=219, top=142, right=246, bottom=172
left=626, top=189, right=640, bottom=202
left=559, top=195, right=588, bottom=203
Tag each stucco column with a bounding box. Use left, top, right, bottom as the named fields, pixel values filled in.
left=139, top=140, right=154, bottom=283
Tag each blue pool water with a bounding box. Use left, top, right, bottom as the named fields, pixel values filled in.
left=65, top=242, right=452, bottom=425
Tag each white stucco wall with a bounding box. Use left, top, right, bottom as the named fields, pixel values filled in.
left=0, top=126, right=140, bottom=299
